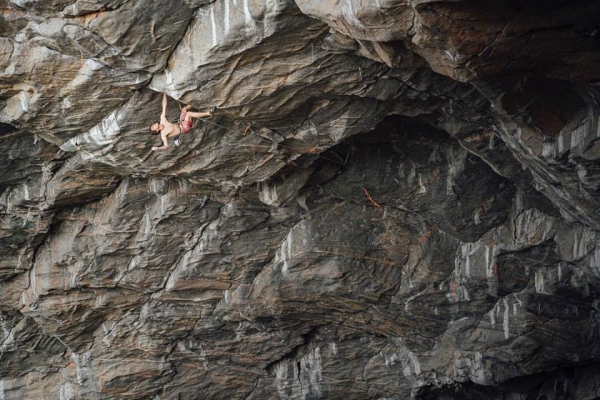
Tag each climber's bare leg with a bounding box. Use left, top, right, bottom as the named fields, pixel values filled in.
left=185, top=110, right=213, bottom=121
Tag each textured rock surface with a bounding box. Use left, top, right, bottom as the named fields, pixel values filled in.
left=1, top=0, right=600, bottom=399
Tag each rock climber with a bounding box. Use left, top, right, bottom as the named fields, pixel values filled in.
left=150, top=93, right=215, bottom=151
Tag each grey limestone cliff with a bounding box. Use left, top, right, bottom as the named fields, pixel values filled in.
left=1, top=0, right=600, bottom=399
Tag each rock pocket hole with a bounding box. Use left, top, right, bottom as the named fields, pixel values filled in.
left=0, top=123, right=18, bottom=136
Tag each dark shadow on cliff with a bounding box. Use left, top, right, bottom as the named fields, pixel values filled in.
left=0, top=122, right=18, bottom=137
left=417, top=361, right=600, bottom=400
left=304, top=115, right=516, bottom=242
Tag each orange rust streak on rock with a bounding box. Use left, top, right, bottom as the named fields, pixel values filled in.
left=419, top=225, right=437, bottom=243
left=363, top=188, right=382, bottom=209
left=78, top=10, right=106, bottom=27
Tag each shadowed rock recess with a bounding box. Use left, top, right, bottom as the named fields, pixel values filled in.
left=2, top=0, right=600, bottom=399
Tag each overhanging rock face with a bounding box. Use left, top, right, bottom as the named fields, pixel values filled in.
left=1, top=1, right=600, bottom=399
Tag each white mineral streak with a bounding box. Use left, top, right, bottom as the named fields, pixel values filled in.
left=558, top=130, right=566, bottom=155
left=69, top=267, right=77, bottom=288
left=177, top=178, right=190, bottom=193
left=542, top=141, right=555, bottom=159
left=117, top=180, right=129, bottom=204
left=243, top=0, right=252, bottom=24
left=343, top=0, right=365, bottom=28
left=496, top=298, right=502, bottom=317
left=488, top=131, right=495, bottom=149
left=534, top=269, right=545, bottom=293
left=568, top=113, right=590, bottom=150
left=0, top=84, right=36, bottom=121
left=60, top=108, right=122, bottom=152
left=444, top=49, right=459, bottom=62
left=445, top=146, right=467, bottom=196
left=266, top=0, right=280, bottom=14
left=64, top=60, right=102, bottom=91
left=330, top=342, right=338, bottom=356
left=275, top=363, right=299, bottom=398
left=260, top=182, right=280, bottom=205
left=589, top=247, right=600, bottom=278
left=454, top=241, right=483, bottom=288
left=126, top=254, right=142, bottom=272
left=281, top=229, right=293, bottom=274
left=23, top=183, right=30, bottom=201
left=485, top=245, right=498, bottom=278
left=404, top=288, right=428, bottom=311
left=301, top=347, right=323, bottom=398
left=417, top=173, right=427, bottom=194
left=0, top=320, right=9, bottom=341
left=572, top=228, right=585, bottom=260
left=473, top=211, right=481, bottom=225
left=556, top=225, right=598, bottom=262
left=20, top=291, right=27, bottom=306
left=548, top=107, right=599, bottom=160
left=142, top=213, right=152, bottom=239
left=385, top=352, right=400, bottom=367
left=71, top=351, right=92, bottom=385
left=514, top=209, right=555, bottom=248
left=448, top=278, right=470, bottom=303
left=513, top=188, right=523, bottom=216
left=454, top=351, right=487, bottom=385
left=61, top=97, right=71, bottom=110
left=19, top=91, right=28, bottom=111
left=59, top=382, right=75, bottom=400
left=101, top=321, right=117, bottom=347
left=0, top=327, right=14, bottom=351
left=406, top=350, right=421, bottom=377
left=503, top=298, right=510, bottom=339
left=381, top=340, right=422, bottom=379
left=30, top=263, right=37, bottom=298
left=470, top=352, right=485, bottom=384
left=515, top=295, right=523, bottom=307
left=211, top=7, right=218, bottom=47
left=279, top=222, right=308, bottom=275
left=149, top=179, right=162, bottom=194
left=224, top=0, right=230, bottom=35
left=274, top=347, right=322, bottom=399
left=165, top=68, right=174, bottom=87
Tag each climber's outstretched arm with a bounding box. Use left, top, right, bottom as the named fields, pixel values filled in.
left=160, top=94, right=168, bottom=124
left=152, top=132, right=170, bottom=151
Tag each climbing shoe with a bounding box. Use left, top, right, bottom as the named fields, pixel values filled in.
left=173, top=137, right=181, bottom=147
left=209, top=106, right=217, bottom=116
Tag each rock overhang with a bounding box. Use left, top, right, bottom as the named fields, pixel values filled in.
left=1, top=0, right=600, bottom=399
